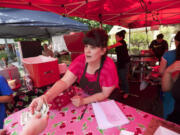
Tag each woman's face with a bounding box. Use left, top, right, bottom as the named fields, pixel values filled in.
left=115, top=35, right=123, bottom=42
left=175, top=40, right=180, bottom=48
left=84, top=44, right=106, bottom=63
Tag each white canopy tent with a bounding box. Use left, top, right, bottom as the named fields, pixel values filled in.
left=0, top=39, right=16, bottom=44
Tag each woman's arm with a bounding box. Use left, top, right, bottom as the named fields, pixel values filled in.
left=44, top=70, right=77, bottom=103
left=159, top=57, right=167, bottom=75
left=71, top=85, right=115, bottom=107
left=30, top=70, right=77, bottom=113
left=107, top=42, right=122, bottom=50
left=83, top=86, right=115, bottom=104
left=0, top=95, right=13, bottom=103
left=162, top=61, right=180, bottom=91
left=162, top=69, right=174, bottom=92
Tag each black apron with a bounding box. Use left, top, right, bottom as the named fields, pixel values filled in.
left=79, top=63, right=102, bottom=95
left=79, top=59, right=122, bottom=101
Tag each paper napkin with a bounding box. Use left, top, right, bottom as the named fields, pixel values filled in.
left=154, top=126, right=180, bottom=135
left=120, top=130, right=135, bottom=135
left=92, top=100, right=129, bottom=129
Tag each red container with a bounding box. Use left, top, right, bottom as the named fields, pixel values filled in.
left=22, top=55, right=59, bottom=88
left=63, top=32, right=84, bottom=61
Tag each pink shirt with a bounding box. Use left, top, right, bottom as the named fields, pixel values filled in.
left=68, top=54, right=119, bottom=88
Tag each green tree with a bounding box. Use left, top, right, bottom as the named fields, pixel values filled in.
left=128, top=31, right=153, bottom=54
left=71, top=17, right=113, bottom=32
left=159, top=25, right=175, bottom=46
left=130, top=32, right=153, bottom=48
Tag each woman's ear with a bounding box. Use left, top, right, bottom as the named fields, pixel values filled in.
left=101, top=47, right=107, bottom=55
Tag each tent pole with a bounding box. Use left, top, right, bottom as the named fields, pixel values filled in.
left=129, top=29, right=131, bottom=49
left=99, top=23, right=102, bottom=29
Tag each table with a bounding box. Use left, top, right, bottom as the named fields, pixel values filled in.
left=131, top=56, right=158, bottom=82
left=4, top=100, right=179, bottom=135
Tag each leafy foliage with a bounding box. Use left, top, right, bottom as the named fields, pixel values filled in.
left=130, top=32, right=153, bottom=49
left=71, top=17, right=113, bottom=32
left=0, top=50, right=8, bottom=60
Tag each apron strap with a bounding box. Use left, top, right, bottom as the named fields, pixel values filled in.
left=83, top=56, right=106, bottom=84
left=96, top=56, right=106, bottom=83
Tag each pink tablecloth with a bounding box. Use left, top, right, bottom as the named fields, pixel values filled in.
left=4, top=100, right=157, bottom=135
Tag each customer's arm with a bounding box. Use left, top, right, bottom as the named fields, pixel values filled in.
left=0, top=129, right=8, bottom=135
left=0, top=95, right=13, bottom=103
left=162, top=61, right=180, bottom=91
left=162, top=69, right=174, bottom=92
left=159, top=57, right=167, bottom=75
left=20, top=113, right=48, bottom=135
left=0, top=76, right=13, bottom=103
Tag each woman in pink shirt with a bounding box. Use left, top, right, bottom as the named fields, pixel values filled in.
left=30, top=28, right=119, bottom=113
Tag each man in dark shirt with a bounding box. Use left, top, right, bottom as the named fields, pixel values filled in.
left=149, top=33, right=168, bottom=61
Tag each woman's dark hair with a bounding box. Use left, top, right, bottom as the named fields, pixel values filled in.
left=176, top=41, right=180, bottom=60
left=83, top=28, right=108, bottom=48
left=116, top=30, right=126, bottom=39
left=175, top=31, right=180, bottom=42
left=157, top=33, right=164, bottom=39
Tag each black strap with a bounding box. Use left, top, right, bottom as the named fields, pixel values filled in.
left=82, top=63, right=88, bottom=77
left=83, top=56, right=106, bottom=83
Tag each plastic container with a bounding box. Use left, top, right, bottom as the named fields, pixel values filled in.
left=63, top=32, right=84, bottom=61
left=22, top=55, right=59, bottom=88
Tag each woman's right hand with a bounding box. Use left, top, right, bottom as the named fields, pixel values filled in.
left=29, top=95, right=46, bottom=114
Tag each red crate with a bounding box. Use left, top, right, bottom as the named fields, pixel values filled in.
left=22, top=55, right=59, bottom=88
left=63, top=32, right=84, bottom=61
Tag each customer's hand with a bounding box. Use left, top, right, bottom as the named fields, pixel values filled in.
left=0, top=129, right=9, bottom=135
left=29, top=95, right=46, bottom=114
left=71, top=95, right=83, bottom=107
left=21, top=113, right=49, bottom=135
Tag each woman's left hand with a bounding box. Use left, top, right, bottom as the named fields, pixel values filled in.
left=71, top=95, right=84, bottom=107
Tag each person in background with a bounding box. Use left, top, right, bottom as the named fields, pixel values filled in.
left=0, top=46, right=8, bottom=68
left=109, top=30, right=130, bottom=99
left=42, top=44, right=54, bottom=57
left=15, top=46, right=21, bottom=65
left=8, top=44, right=15, bottom=60
left=54, top=50, right=69, bottom=64
left=149, top=33, right=168, bottom=62
left=159, top=31, right=180, bottom=119
left=29, top=28, right=119, bottom=113
left=0, top=113, right=48, bottom=135
left=160, top=31, right=180, bottom=74
left=162, top=42, right=180, bottom=124
left=0, top=75, right=13, bottom=129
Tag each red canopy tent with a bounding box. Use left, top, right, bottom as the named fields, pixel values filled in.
left=0, top=0, right=180, bottom=28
